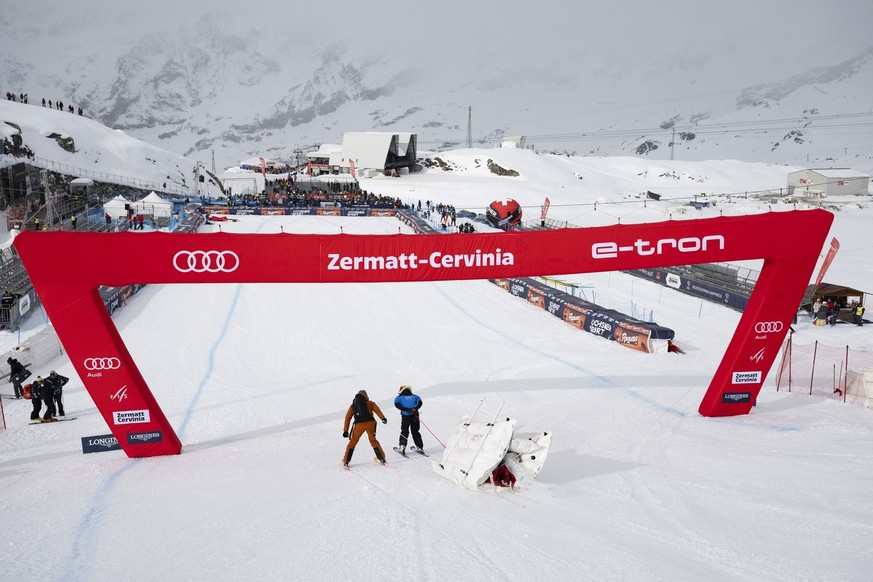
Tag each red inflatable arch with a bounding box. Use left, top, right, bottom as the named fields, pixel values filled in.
left=14, top=209, right=833, bottom=458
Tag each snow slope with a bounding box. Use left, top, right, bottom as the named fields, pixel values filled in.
left=1, top=101, right=873, bottom=581
left=1, top=209, right=872, bottom=581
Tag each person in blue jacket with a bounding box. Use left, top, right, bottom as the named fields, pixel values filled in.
left=394, top=385, right=424, bottom=455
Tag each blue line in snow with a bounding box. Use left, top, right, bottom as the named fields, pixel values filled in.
left=65, top=462, right=134, bottom=581
left=434, top=284, right=691, bottom=418
left=178, top=283, right=243, bottom=440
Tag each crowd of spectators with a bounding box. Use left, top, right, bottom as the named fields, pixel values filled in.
left=219, top=183, right=405, bottom=210
left=5, top=90, right=85, bottom=116
left=0, top=289, right=21, bottom=326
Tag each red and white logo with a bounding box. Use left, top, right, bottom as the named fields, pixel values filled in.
left=84, top=357, right=121, bottom=370
left=111, top=385, right=129, bottom=403
left=173, top=250, right=239, bottom=273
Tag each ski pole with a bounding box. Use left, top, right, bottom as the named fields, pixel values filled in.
left=439, top=396, right=485, bottom=468
left=456, top=400, right=505, bottom=483
left=418, top=417, right=445, bottom=448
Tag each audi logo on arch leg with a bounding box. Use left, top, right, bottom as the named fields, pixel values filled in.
left=84, top=357, right=122, bottom=370
left=754, top=321, right=784, bottom=333
left=173, top=250, right=240, bottom=273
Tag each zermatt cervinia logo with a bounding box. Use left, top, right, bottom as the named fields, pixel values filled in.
left=327, top=248, right=514, bottom=271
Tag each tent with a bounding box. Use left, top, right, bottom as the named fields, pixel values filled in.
left=803, top=281, right=869, bottom=322
left=69, top=177, right=94, bottom=190
left=134, top=191, right=173, bottom=218
left=103, top=195, right=131, bottom=219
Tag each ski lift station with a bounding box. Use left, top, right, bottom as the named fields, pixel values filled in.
left=326, top=132, right=418, bottom=177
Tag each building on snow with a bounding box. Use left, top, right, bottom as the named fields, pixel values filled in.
left=326, top=132, right=417, bottom=177
left=787, top=168, right=870, bottom=198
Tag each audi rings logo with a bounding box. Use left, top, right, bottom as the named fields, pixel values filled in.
left=754, top=321, right=783, bottom=333
left=84, top=357, right=121, bottom=370
left=173, top=250, right=240, bottom=273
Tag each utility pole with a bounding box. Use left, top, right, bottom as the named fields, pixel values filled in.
left=467, top=106, right=472, bottom=149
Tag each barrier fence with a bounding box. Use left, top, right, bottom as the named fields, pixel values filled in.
left=775, top=334, right=873, bottom=408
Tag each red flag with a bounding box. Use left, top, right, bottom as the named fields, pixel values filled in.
left=259, top=157, right=266, bottom=178
left=349, top=159, right=356, bottom=180
left=815, top=237, right=840, bottom=286
left=540, top=197, right=551, bottom=221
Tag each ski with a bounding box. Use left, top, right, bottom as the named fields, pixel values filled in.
left=392, top=446, right=408, bottom=457
left=0, top=394, right=23, bottom=400
left=343, top=456, right=387, bottom=469
left=30, top=417, right=77, bottom=424
left=410, top=446, right=430, bottom=457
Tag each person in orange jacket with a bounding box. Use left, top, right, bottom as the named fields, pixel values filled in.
left=342, top=390, right=387, bottom=467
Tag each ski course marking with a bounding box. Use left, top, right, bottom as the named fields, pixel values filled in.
left=341, top=457, right=509, bottom=576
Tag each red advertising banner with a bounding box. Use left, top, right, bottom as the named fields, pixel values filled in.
left=815, top=237, right=840, bottom=286
left=14, top=209, right=833, bottom=457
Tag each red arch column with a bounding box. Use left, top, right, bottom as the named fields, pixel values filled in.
left=15, top=209, right=833, bottom=457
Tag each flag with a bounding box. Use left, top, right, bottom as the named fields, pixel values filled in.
left=540, top=197, right=551, bottom=221
left=815, top=237, right=840, bottom=286
left=259, top=157, right=266, bottom=178
left=349, top=159, right=356, bottom=180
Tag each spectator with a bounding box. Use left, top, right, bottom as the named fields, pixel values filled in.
left=38, top=376, right=57, bottom=422
left=7, top=357, right=29, bottom=399
left=43, top=371, right=69, bottom=417
left=29, top=376, right=44, bottom=423
left=853, top=301, right=865, bottom=326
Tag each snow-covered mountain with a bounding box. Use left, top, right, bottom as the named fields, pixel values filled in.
left=2, top=2, right=872, bottom=172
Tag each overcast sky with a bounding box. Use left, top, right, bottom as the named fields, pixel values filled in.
left=2, top=0, right=870, bottom=168
left=4, top=0, right=871, bottom=79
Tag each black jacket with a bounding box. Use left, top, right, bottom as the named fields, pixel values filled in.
left=43, top=374, right=69, bottom=397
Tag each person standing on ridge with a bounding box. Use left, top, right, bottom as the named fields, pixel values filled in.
left=342, top=390, right=387, bottom=467
left=394, top=385, right=425, bottom=455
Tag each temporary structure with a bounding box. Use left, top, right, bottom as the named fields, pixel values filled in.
left=433, top=399, right=553, bottom=490
left=134, top=192, right=173, bottom=218
left=103, top=195, right=131, bottom=219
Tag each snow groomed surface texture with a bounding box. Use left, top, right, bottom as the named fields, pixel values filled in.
left=14, top=209, right=834, bottom=457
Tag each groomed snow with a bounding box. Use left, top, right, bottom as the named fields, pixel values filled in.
left=1, top=99, right=872, bottom=580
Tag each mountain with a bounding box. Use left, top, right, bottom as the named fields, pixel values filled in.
left=1, top=2, right=872, bottom=173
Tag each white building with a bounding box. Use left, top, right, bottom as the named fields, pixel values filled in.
left=327, top=132, right=417, bottom=176
left=497, top=136, right=526, bottom=149
left=788, top=168, right=870, bottom=197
